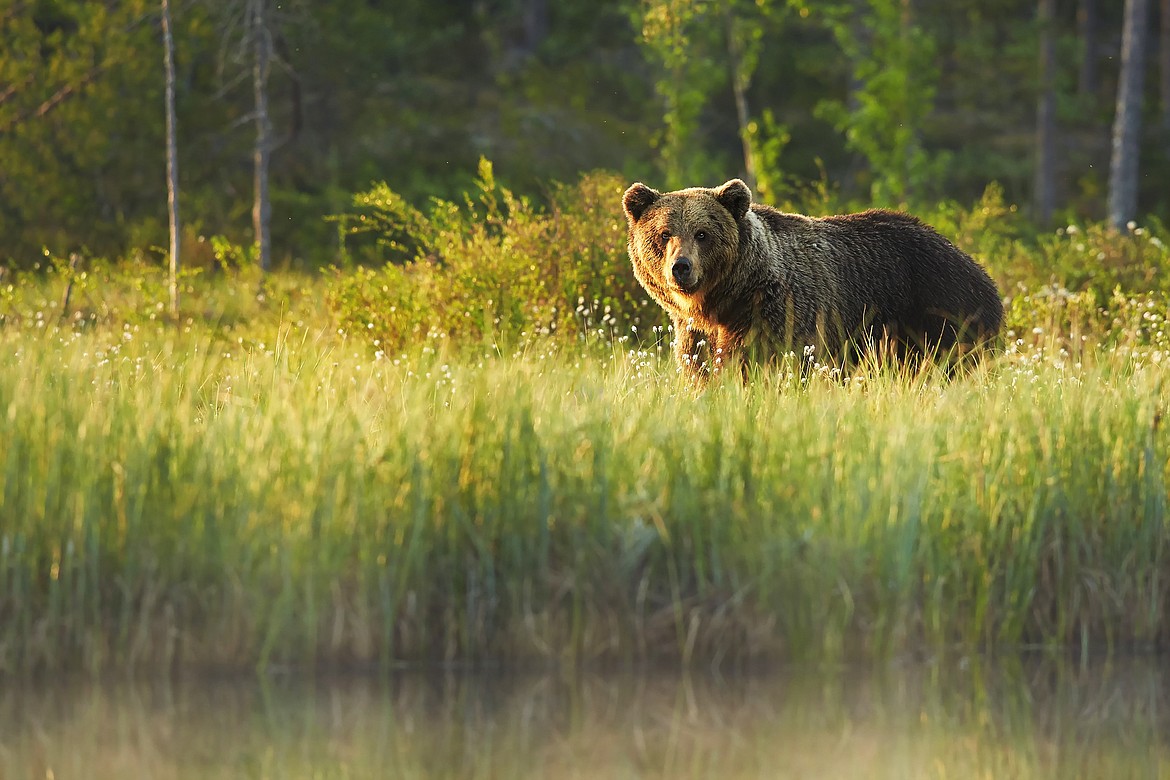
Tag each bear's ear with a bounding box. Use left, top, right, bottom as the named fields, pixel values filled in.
left=623, top=183, right=661, bottom=223
left=714, top=179, right=752, bottom=221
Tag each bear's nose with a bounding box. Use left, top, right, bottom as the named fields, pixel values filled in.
left=672, top=257, right=693, bottom=283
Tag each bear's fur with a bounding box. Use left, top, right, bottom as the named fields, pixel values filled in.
left=622, top=179, right=1003, bottom=381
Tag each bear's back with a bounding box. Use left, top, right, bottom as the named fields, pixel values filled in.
left=819, top=209, right=1003, bottom=345
left=747, top=205, right=1001, bottom=350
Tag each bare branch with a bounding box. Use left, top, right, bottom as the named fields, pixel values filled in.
left=0, top=65, right=105, bottom=135
left=211, top=69, right=250, bottom=101
left=0, top=73, right=37, bottom=108
left=216, top=1, right=251, bottom=76
left=0, top=10, right=155, bottom=136
left=226, top=110, right=258, bottom=131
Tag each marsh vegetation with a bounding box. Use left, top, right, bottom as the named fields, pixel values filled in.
left=1, top=179, right=1168, bottom=674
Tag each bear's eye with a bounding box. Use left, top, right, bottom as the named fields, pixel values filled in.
left=660, top=230, right=672, bottom=242
left=695, top=230, right=708, bottom=241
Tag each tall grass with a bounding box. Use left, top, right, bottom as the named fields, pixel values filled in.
left=1, top=313, right=1167, bottom=674
left=3, top=172, right=1169, bottom=674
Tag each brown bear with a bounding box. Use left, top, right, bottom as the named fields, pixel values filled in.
left=622, top=178, right=1003, bottom=382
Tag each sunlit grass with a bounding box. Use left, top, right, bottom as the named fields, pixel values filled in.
left=1, top=303, right=1167, bottom=674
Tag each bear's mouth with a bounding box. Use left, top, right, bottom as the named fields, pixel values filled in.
left=672, top=278, right=699, bottom=295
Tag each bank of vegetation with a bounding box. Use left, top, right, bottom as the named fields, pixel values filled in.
left=1, top=172, right=1168, bottom=675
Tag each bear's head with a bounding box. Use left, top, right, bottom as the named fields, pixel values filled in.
left=622, top=179, right=751, bottom=307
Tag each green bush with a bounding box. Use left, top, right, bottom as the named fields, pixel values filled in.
left=1003, top=286, right=1170, bottom=356
left=328, top=160, right=657, bottom=352
left=327, top=166, right=1170, bottom=357
left=1039, top=220, right=1170, bottom=299
left=919, top=184, right=1032, bottom=286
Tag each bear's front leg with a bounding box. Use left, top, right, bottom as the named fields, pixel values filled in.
left=711, top=330, right=746, bottom=381
left=671, top=319, right=710, bottom=386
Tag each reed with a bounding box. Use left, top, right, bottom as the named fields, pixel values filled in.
left=1, top=313, right=1167, bottom=674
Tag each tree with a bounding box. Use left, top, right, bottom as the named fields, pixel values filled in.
left=719, top=0, right=793, bottom=198
left=211, top=0, right=284, bottom=271
left=726, top=5, right=758, bottom=190
left=162, top=0, right=180, bottom=316
left=816, top=0, right=946, bottom=204
left=724, top=1, right=782, bottom=191
left=634, top=0, right=724, bottom=187
left=0, top=1, right=160, bottom=261
left=249, top=0, right=273, bottom=272
left=634, top=0, right=787, bottom=192
left=1078, top=0, right=1099, bottom=98
left=1107, top=0, right=1150, bottom=229
left=1034, top=0, right=1057, bottom=225
left=1161, top=0, right=1170, bottom=130
left=521, top=0, right=548, bottom=54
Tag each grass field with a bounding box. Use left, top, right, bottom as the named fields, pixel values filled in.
left=1, top=260, right=1168, bottom=674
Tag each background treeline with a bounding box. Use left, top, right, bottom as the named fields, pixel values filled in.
left=0, top=0, right=1160, bottom=267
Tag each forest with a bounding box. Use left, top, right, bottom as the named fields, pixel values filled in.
left=0, top=0, right=1161, bottom=267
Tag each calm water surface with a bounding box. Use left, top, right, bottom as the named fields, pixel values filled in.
left=2, top=658, right=1168, bottom=779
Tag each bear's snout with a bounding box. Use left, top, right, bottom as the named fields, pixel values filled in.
left=671, top=257, right=695, bottom=289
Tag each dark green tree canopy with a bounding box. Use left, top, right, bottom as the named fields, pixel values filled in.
left=0, top=0, right=1149, bottom=266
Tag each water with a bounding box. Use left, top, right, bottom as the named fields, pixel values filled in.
left=2, top=658, right=1167, bottom=779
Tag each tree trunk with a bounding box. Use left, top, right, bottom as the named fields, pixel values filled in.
left=726, top=10, right=756, bottom=191
left=522, top=0, right=548, bottom=54
left=842, top=1, right=868, bottom=199
left=162, top=0, right=180, bottom=316
left=1161, top=0, right=1170, bottom=130
left=60, top=252, right=81, bottom=317
left=899, top=0, right=920, bottom=203
left=1107, top=0, right=1150, bottom=230
left=251, top=0, right=272, bottom=272
left=1034, top=0, right=1057, bottom=226
left=1077, top=0, right=1098, bottom=98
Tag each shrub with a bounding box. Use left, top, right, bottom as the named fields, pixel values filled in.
left=328, top=160, right=657, bottom=352
left=1039, top=220, right=1170, bottom=300
left=327, top=165, right=1170, bottom=356
left=1003, top=285, right=1169, bottom=359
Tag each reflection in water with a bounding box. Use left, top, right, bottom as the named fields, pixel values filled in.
left=1, top=657, right=1167, bottom=779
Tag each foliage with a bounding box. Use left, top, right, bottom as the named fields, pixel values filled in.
left=920, top=183, right=1034, bottom=288
left=0, top=253, right=317, bottom=332
left=812, top=0, right=950, bottom=204
left=327, top=163, right=656, bottom=352
left=0, top=0, right=1150, bottom=264
left=2, top=174, right=1170, bottom=674
left=747, top=108, right=792, bottom=204
left=1003, top=286, right=1170, bottom=357
left=1038, top=220, right=1170, bottom=299
left=319, top=168, right=1170, bottom=364
left=0, top=0, right=161, bottom=258
left=631, top=0, right=728, bottom=187
left=6, top=164, right=1169, bottom=358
